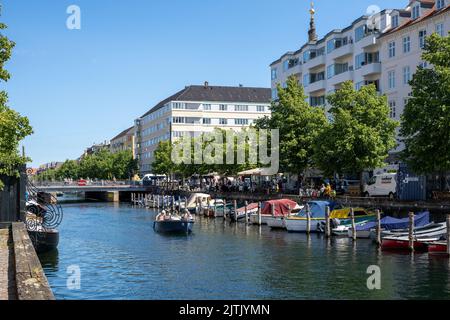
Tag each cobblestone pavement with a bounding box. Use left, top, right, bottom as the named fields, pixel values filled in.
left=0, top=229, right=11, bottom=300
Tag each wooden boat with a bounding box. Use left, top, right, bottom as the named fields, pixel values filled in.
left=249, top=199, right=300, bottom=226
left=378, top=222, right=447, bottom=239
left=266, top=203, right=304, bottom=229
left=381, top=236, right=440, bottom=251
left=28, top=227, right=60, bottom=254
left=231, top=203, right=259, bottom=222
left=349, top=211, right=430, bottom=239
left=285, top=202, right=374, bottom=233
left=153, top=210, right=194, bottom=234
left=332, top=220, right=373, bottom=236
left=427, top=241, right=448, bottom=254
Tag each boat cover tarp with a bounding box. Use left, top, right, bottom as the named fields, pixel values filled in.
left=261, top=199, right=299, bottom=217
left=355, top=211, right=430, bottom=231
left=236, top=202, right=259, bottom=213
left=296, top=201, right=337, bottom=218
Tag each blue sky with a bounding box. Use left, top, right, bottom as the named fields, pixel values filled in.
left=1, top=0, right=407, bottom=167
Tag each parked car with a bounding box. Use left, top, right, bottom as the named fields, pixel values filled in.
left=77, top=179, right=88, bottom=186
left=363, top=173, right=397, bottom=199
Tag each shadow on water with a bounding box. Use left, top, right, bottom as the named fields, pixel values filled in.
left=38, top=249, right=60, bottom=272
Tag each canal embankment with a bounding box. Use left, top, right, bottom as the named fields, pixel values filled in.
left=0, top=223, right=54, bottom=300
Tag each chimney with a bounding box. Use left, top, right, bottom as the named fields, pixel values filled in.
left=204, top=81, right=209, bottom=88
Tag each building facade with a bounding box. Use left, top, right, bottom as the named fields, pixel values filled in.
left=271, top=1, right=449, bottom=152
left=110, top=126, right=136, bottom=156
left=135, top=83, right=271, bottom=174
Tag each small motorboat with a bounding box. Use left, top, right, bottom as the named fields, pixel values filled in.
left=26, top=212, right=59, bottom=253
left=349, top=211, right=430, bottom=239
left=250, top=199, right=300, bottom=226
left=378, top=222, right=447, bottom=239
left=231, top=203, right=259, bottom=222
left=427, top=241, right=448, bottom=254
left=153, top=210, right=194, bottom=234
left=332, top=219, right=373, bottom=236
left=381, top=236, right=441, bottom=251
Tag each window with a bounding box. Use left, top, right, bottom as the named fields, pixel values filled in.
left=419, top=30, right=427, bottom=49
left=202, top=118, right=211, bottom=125
left=419, top=61, right=428, bottom=68
left=203, top=104, right=211, bottom=111
left=355, top=25, right=366, bottom=42
left=235, top=119, right=249, bottom=125
left=256, top=106, right=265, bottom=112
left=392, top=15, right=399, bottom=28
left=235, top=105, right=248, bottom=112
left=437, top=0, right=445, bottom=10
left=303, top=74, right=309, bottom=87
left=355, top=81, right=365, bottom=91
left=271, top=68, right=278, bottom=80
left=404, top=98, right=410, bottom=108
left=271, top=88, right=278, bottom=100
left=327, top=65, right=335, bottom=79
left=403, top=66, right=411, bottom=85
left=310, top=96, right=325, bottom=107
left=219, top=118, right=228, bottom=125
left=172, top=102, right=185, bottom=109
left=219, top=104, right=228, bottom=111
left=388, top=70, right=396, bottom=89
left=412, top=5, right=420, bottom=19
left=389, top=101, right=397, bottom=119
left=403, top=36, right=411, bottom=53
left=388, top=41, right=396, bottom=58
left=436, top=23, right=444, bottom=37
left=173, top=117, right=185, bottom=124
left=283, top=60, right=290, bottom=71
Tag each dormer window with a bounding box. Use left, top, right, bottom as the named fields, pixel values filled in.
left=437, top=0, right=445, bottom=10
left=392, top=15, right=399, bottom=28
left=412, top=5, right=420, bottom=19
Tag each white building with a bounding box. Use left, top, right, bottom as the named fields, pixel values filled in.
left=271, top=1, right=449, bottom=153
left=135, top=83, right=271, bottom=174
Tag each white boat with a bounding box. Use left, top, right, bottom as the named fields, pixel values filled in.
left=285, top=201, right=337, bottom=233
left=178, top=193, right=212, bottom=214
left=266, top=205, right=304, bottom=229
left=249, top=199, right=300, bottom=226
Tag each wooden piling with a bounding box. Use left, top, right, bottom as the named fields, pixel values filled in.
left=325, top=206, right=331, bottom=238
left=351, top=208, right=356, bottom=241
left=233, top=200, right=237, bottom=221
left=306, top=203, right=311, bottom=234
left=409, top=212, right=415, bottom=252
left=244, top=201, right=249, bottom=224
left=258, top=202, right=262, bottom=226
left=376, top=209, right=382, bottom=246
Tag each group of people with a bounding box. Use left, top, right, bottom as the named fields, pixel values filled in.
left=299, top=183, right=336, bottom=199
left=155, top=209, right=193, bottom=221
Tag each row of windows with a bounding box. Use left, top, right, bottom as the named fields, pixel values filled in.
left=388, top=25, right=445, bottom=59
left=141, top=105, right=171, bottom=125
left=387, top=65, right=413, bottom=90
left=141, top=133, right=170, bottom=149
left=173, top=117, right=252, bottom=126
left=141, top=118, right=170, bottom=136
left=177, top=103, right=266, bottom=112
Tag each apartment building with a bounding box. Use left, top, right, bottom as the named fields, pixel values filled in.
left=110, top=126, right=136, bottom=156
left=270, top=0, right=449, bottom=154
left=270, top=1, right=448, bottom=110
left=135, top=83, right=271, bottom=174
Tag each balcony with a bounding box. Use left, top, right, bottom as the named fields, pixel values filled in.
left=306, top=79, right=326, bottom=94
left=303, top=54, right=326, bottom=71
left=360, top=62, right=381, bottom=76
left=358, top=34, right=378, bottom=49
left=329, top=70, right=354, bottom=86
left=329, top=44, right=354, bottom=60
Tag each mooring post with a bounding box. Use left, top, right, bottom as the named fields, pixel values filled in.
left=184, top=197, right=188, bottom=212
left=244, top=201, right=249, bottom=224
left=446, top=215, right=450, bottom=256
left=157, top=195, right=160, bottom=209
left=172, top=196, right=175, bottom=212
left=325, top=206, right=331, bottom=238
left=213, top=199, right=217, bottom=218
left=351, top=208, right=356, bottom=241
left=233, top=200, right=237, bottom=222
left=376, top=209, right=382, bottom=246
left=409, top=212, right=415, bottom=252
left=258, top=202, right=262, bottom=226
left=306, top=203, right=311, bottom=234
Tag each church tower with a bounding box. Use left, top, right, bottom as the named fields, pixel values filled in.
left=308, top=1, right=318, bottom=42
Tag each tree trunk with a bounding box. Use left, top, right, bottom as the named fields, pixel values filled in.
left=359, top=171, right=365, bottom=196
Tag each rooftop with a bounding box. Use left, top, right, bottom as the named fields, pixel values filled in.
left=140, top=84, right=271, bottom=118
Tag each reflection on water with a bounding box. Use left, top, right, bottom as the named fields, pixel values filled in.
left=39, top=203, right=450, bottom=300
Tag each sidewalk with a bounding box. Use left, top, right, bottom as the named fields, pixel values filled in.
left=0, top=228, right=15, bottom=300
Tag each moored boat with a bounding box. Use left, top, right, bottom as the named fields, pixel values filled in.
left=249, top=199, right=300, bottom=225
left=381, top=236, right=440, bottom=251
left=427, top=241, right=448, bottom=254
left=153, top=210, right=195, bottom=234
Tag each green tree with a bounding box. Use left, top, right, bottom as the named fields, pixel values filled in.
left=313, top=82, right=398, bottom=191
left=56, top=160, right=79, bottom=180
left=0, top=8, right=33, bottom=189
left=400, top=32, right=450, bottom=190
left=152, top=140, right=174, bottom=176
left=255, top=75, right=327, bottom=176
left=112, top=150, right=138, bottom=179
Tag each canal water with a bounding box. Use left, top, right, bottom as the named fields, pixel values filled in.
left=38, top=203, right=450, bottom=300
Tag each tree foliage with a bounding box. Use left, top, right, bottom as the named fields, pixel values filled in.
left=313, top=82, right=398, bottom=181
left=0, top=8, right=33, bottom=188
left=255, top=75, right=327, bottom=174
left=400, top=32, right=450, bottom=181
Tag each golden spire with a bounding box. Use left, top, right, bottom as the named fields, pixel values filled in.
left=308, top=1, right=318, bottom=42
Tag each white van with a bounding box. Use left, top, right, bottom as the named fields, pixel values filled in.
left=363, top=173, right=397, bottom=199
